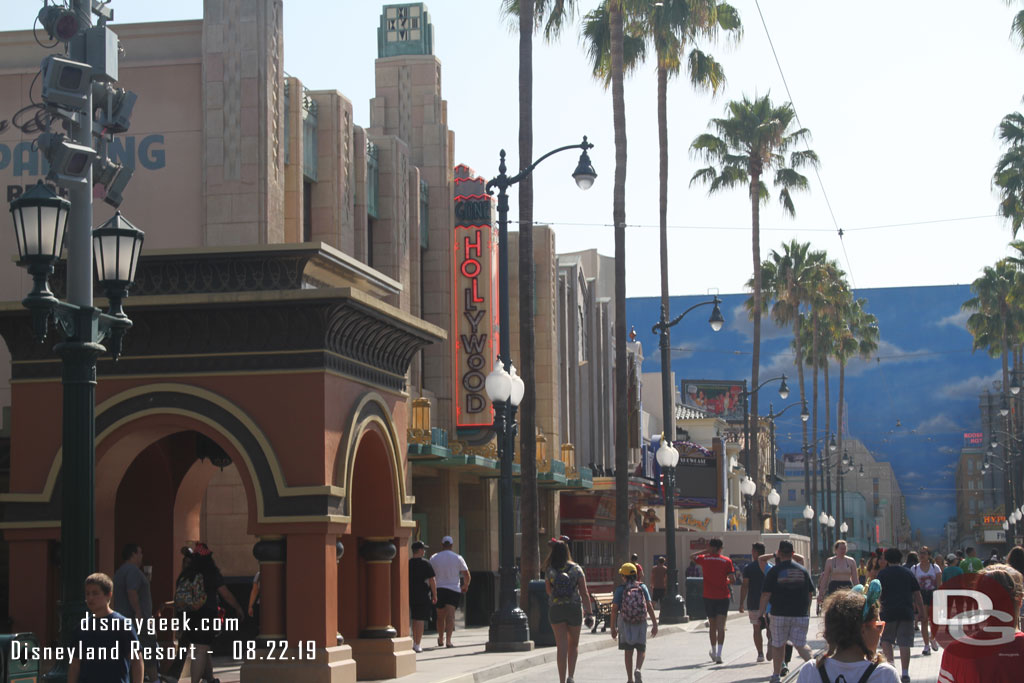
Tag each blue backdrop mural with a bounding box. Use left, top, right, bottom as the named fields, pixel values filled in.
left=627, top=285, right=1002, bottom=542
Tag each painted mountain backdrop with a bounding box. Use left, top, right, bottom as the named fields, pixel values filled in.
left=626, top=285, right=1001, bottom=542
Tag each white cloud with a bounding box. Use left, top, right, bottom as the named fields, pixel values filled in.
left=938, top=370, right=1002, bottom=398
left=728, top=302, right=792, bottom=343
left=938, top=309, right=971, bottom=329
left=916, top=413, right=959, bottom=434
left=938, top=446, right=956, bottom=454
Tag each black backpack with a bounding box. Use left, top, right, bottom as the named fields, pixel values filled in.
left=816, top=659, right=878, bottom=683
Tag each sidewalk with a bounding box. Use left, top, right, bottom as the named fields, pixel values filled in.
left=363, top=614, right=743, bottom=683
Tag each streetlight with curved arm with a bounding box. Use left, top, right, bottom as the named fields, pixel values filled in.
left=484, top=137, right=596, bottom=651
left=739, top=375, right=790, bottom=530
left=765, top=400, right=809, bottom=531
left=650, top=295, right=723, bottom=624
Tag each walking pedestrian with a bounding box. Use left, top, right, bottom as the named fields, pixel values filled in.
left=858, top=557, right=868, bottom=586
left=942, top=552, right=963, bottom=582
left=758, top=540, right=815, bottom=683
left=544, top=538, right=593, bottom=683
left=911, top=546, right=941, bottom=655
left=429, top=535, right=470, bottom=648
left=690, top=537, right=735, bottom=664
left=817, top=540, right=858, bottom=611
left=113, top=543, right=158, bottom=682
left=756, top=547, right=806, bottom=677
left=960, top=546, right=984, bottom=573
left=630, top=553, right=646, bottom=584
left=866, top=548, right=885, bottom=581
left=70, top=572, right=143, bottom=683
left=739, top=542, right=769, bottom=662
left=174, top=542, right=244, bottom=683
left=796, top=580, right=899, bottom=683
left=408, top=540, right=437, bottom=653
left=649, top=556, right=667, bottom=606
left=876, top=547, right=924, bottom=683
left=937, top=563, right=1024, bottom=682
left=609, top=562, right=657, bottom=683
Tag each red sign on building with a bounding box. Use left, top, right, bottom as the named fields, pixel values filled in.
left=452, top=166, right=498, bottom=428
left=963, top=432, right=984, bottom=448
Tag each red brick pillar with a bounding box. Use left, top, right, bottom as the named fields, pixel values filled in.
left=359, top=538, right=397, bottom=638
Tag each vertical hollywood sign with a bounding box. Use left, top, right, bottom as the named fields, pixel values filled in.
left=453, top=169, right=498, bottom=428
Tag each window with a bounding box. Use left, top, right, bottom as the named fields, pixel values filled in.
left=302, top=180, right=312, bottom=242
left=788, top=489, right=796, bottom=502
left=968, top=459, right=974, bottom=474
left=968, top=480, right=975, bottom=490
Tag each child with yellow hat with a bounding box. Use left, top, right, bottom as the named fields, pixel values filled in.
left=610, top=562, right=658, bottom=683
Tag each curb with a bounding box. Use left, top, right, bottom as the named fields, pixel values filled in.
left=430, top=612, right=746, bottom=683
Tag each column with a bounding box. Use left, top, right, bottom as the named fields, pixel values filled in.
left=359, top=538, right=397, bottom=638
left=252, top=536, right=285, bottom=639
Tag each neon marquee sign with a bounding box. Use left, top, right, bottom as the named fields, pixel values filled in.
left=453, top=166, right=498, bottom=428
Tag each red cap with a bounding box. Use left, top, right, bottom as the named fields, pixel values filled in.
left=194, top=542, right=212, bottom=556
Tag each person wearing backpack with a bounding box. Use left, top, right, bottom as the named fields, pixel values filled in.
left=758, top=540, right=815, bottom=683
left=174, top=542, right=244, bottom=683
left=796, top=581, right=899, bottom=683
left=610, top=563, right=657, bottom=683
left=543, top=538, right=593, bottom=683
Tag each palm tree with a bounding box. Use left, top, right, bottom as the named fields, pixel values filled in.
left=835, top=297, right=879, bottom=466
left=691, top=95, right=819, bottom=524
left=755, top=239, right=822, bottom=561
left=994, top=112, right=1024, bottom=237
left=581, top=0, right=630, bottom=563
left=1007, top=0, right=1024, bottom=50
left=500, top=0, right=581, bottom=602
left=964, top=260, right=1022, bottom=521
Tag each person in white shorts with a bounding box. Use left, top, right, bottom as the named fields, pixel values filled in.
left=759, top=540, right=815, bottom=683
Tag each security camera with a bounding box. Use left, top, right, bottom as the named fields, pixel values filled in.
left=37, top=4, right=81, bottom=43
left=102, top=164, right=134, bottom=208
left=93, top=84, right=137, bottom=134
left=40, top=55, right=92, bottom=113
left=37, top=133, right=96, bottom=186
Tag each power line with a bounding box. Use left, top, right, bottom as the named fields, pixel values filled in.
left=507, top=213, right=998, bottom=233
left=753, top=0, right=856, bottom=289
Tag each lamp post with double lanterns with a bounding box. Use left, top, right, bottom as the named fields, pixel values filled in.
left=836, top=449, right=855, bottom=541
left=484, top=137, right=596, bottom=651
left=740, top=375, right=790, bottom=529
left=9, top=4, right=142, bottom=680
left=765, top=400, right=809, bottom=531
left=654, top=436, right=688, bottom=623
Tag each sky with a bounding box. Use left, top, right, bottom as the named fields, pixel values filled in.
left=3, top=0, right=1022, bottom=298
left=627, top=286, right=1001, bottom=546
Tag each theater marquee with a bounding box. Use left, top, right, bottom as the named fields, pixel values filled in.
left=452, top=166, right=498, bottom=428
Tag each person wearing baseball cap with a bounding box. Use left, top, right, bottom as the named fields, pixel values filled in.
left=610, top=562, right=657, bottom=683
left=942, top=552, right=963, bottom=582
left=429, top=536, right=470, bottom=647
left=408, top=540, right=436, bottom=653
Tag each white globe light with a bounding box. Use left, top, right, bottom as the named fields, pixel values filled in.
left=741, top=476, right=757, bottom=497
left=819, top=511, right=828, bottom=525
left=803, top=505, right=815, bottom=520
left=509, top=364, right=525, bottom=406
left=656, top=437, right=679, bottom=468
left=828, top=515, right=836, bottom=528
left=767, top=488, right=781, bottom=507
left=839, top=521, right=848, bottom=533
left=485, top=360, right=512, bottom=403
left=1004, top=521, right=1011, bottom=531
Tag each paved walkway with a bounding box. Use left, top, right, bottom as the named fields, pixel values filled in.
left=191, top=613, right=945, bottom=682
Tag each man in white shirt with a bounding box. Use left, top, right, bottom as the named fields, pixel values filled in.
left=429, top=535, right=470, bottom=648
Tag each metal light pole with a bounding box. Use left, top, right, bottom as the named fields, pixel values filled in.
left=766, top=400, right=808, bottom=532
left=654, top=437, right=687, bottom=623
left=9, top=4, right=143, bottom=681
left=651, top=297, right=722, bottom=623
left=484, top=137, right=596, bottom=651
left=740, top=375, right=789, bottom=530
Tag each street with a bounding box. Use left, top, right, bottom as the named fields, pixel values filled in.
left=488, top=616, right=944, bottom=683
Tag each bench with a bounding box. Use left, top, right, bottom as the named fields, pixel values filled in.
left=589, top=592, right=614, bottom=633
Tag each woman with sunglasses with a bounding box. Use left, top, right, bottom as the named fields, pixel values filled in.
left=797, top=580, right=899, bottom=682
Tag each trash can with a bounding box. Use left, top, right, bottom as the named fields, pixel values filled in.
left=0, top=632, right=39, bottom=682
left=464, top=570, right=498, bottom=626
left=685, top=577, right=706, bottom=621
left=527, top=580, right=554, bottom=647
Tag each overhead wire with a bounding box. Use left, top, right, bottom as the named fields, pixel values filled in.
left=752, top=0, right=857, bottom=290
left=504, top=214, right=998, bottom=233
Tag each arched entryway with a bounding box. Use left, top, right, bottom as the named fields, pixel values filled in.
left=336, top=392, right=415, bottom=680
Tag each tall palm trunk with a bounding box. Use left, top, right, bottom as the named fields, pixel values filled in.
left=658, top=64, right=668, bottom=324
left=517, top=0, right=539, bottom=601
left=749, top=169, right=762, bottom=531
left=610, top=0, right=630, bottom=565
left=795, top=315, right=814, bottom=566
left=811, top=313, right=821, bottom=552
left=1002, top=311, right=1013, bottom=521
left=823, top=351, right=832, bottom=525
left=837, top=356, right=846, bottom=522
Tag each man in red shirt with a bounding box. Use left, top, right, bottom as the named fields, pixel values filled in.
left=691, top=537, right=735, bottom=663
